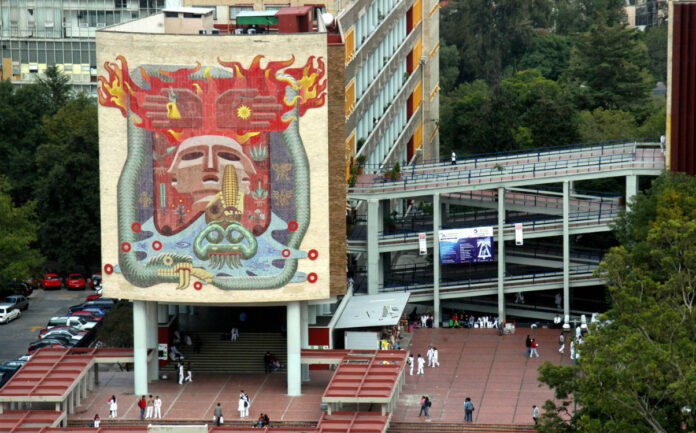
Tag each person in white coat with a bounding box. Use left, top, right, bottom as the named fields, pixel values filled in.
left=426, top=347, right=434, bottom=367
left=408, top=354, right=414, bottom=375
left=243, top=392, right=250, bottom=417
left=178, top=363, right=184, bottom=385
left=154, top=396, right=162, bottom=419
left=238, top=393, right=246, bottom=418
left=431, top=347, right=440, bottom=367
left=417, top=354, right=425, bottom=375
left=108, top=395, right=118, bottom=418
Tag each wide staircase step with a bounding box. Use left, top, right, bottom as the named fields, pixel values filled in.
left=387, top=422, right=536, bottom=433
left=162, top=331, right=287, bottom=373
left=68, top=419, right=316, bottom=428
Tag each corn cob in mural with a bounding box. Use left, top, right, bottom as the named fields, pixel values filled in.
left=222, top=165, right=241, bottom=218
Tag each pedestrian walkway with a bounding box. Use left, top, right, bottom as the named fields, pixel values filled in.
left=67, top=328, right=569, bottom=426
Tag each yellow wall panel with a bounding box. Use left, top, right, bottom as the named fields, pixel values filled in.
left=411, top=79, right=422, bottom=112
left=345, top=26, right=355, bottom=64
left=411, top=38, right=422, bottom=72
left=345, top=79, right=355, bottom=116
left=345, top=130, right=356, bottom=179
left=413, top=122, right=423, bottom=150
left=412, top=0, right=422, bottom=26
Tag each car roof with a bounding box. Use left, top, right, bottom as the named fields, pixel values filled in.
left=4, top=295, right=23, bottom=299
left=69, top=273, right=83, bottom=277
left=0, top=302, right=15, bottom=307
left=45, top=273, right=59, bottom=277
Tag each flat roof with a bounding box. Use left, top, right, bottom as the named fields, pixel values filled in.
left=334, top=293, right=410, bottom=329
left=0, top=410, right=63, bottom=431
left=163, top=7, right=214, bottom=14
left=276, top=6, right=313, bottom=15
left=323, top=350, right=407, bottom=402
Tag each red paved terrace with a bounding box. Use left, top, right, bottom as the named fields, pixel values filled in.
left=3, top=327, right=569, bottom=429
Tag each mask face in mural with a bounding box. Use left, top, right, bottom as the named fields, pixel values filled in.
left=98, top=55, right=326, bottom=291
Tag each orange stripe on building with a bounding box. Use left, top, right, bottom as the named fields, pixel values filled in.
left=345, top=79, right=356, bottom=116
left=429, top=41, right=439, bottom=59
left=411, top=80, right=422, bottom=113
left=430, top=82, right=439, bottom=100
left=344, top=27, right=355, bottom=64
left=345, top=131, right=356, bottom=179
left=412, top=0, right=422, bottom=27
left=413, top=122, right=423, bottom=150
left=429, top=2, right=438, bottom=16
left=429, top=123, right=439, bottom=141
left=411, top=38, right=422, bottom=72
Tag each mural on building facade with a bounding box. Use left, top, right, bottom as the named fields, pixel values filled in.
left=98, top=54, right=326, bottom=291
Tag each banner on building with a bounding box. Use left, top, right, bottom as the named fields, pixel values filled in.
left=419, top=232, right=427, bottom=255
left=438, top=227, right=494, bottom=264
left=158, top=343, right=168, bottom=360
left=515, top=223, right=523, bottom=246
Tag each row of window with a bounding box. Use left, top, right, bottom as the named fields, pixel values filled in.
left=354, top=0, right=401, bottom=50
left=355, top=14, right=406, bottom=98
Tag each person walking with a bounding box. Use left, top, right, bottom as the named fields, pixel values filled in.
left=530, top=338, right=540, bottom=358
left=417, top=354, right=425, bottom=375
left=451, top=151, right=456, bottom=165
left=558, top=332, right=565, bottom=354
left=426, top=346, right=434, bottom=367
left=408, top=353, right=414, bottom=375
left=154, top=395, right=162, bottom=419
left=178, top=362, right=184, bottom=385
left=138, top=395, right=146, bottom=420
left=145, top=394, right=154, bottom=419
left=432, top=347, right=440, bottom=367
left=418, top=395, right=431, bottom=417
left=532, top=405, right=540, bottom=424
left=213, top=403, right=223, bottom=426
left=108, top=395, right=117, bottom=418
left=464, top=397, right=474, bottom=422
left=525, top=335, right=532, bottom=357
left=185, top=362, right=193, bottom=382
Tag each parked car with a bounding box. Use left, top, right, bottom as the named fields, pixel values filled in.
left=46, top=316, right=97, bottom=331
left=27, top=338, right=70, bottom=353
left=89, top=272, right=102, bottom=290
left=3, top=295, right=28, bottom=311
left=68, top=299, right=115, bottom=314
left=66, top=274, right=86, bottom=290
left=70, top=310, right=103, bottom=321
left=41, top=274, right=62, bottom=290
left=0, top=303, right=21, bottom=324
left=0, top=282, right=33, bottom=299
left=85, top=293, right=102, bottom=302
left=0, top=360, right=26, bottom=389
left=39, top=328, right=87, bottom=344
left=39, top=325, right=84, bottom=338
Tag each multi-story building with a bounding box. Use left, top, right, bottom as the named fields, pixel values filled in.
left=0, top=0, right=166, bottom=93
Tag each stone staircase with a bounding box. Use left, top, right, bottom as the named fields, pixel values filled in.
left=162, top=331, right=287, bottom=372
left=387, top=423, right=536, bottom=433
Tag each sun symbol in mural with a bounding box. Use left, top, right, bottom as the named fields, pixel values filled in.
left=237, top=105, right=251, bottom=119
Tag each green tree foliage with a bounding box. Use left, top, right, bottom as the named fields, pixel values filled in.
left=577, top=108, right=638, bottom=142
left=518, top=33, right=572, bottom=81
left=34, top=66, right=73, bottom=114
left=440, top=0, right=536, bottom=84
left=0, top=177, right=43, bottom=281
left=641, top=23, right=668, bottom=82
left=96, top=301, right=133, bottom=347
left=567, top=22, right=654, bottom=121
left=440, top=70, right=579, bottom=155
left=34, top=95, right=100, bottom=272
left=537, top=172, right=696, bottom=433
left=554, top=0, right=626, bottom=35
left=439, top=39, right=461, bottom=93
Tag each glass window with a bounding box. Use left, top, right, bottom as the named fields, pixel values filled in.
left=229, top=6, right=252, bottom=21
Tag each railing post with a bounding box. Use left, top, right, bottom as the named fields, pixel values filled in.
left=498, top=187, right=506, bottom=323
left=563, top=181, right=570, bottom=323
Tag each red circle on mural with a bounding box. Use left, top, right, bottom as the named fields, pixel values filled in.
left=152, top=241, right=162, bottom=251
left=194, top=281, right=203, bottom=290
left=121, top=242, right=131, bottom=252
left=288, top=221, right=298, bottom=231
left=307, top=273, right=318, bottom=283
left=104, top=264, right=114, bottom=275
left=131, top=222, right=141, bottom=232
left=282, top=249, right=291, bottom=258
left=308, top=249, right=318, bottom=260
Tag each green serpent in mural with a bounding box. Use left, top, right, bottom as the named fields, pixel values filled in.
left=117, top=72, right=310, bottom=290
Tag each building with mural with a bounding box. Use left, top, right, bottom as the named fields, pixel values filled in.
left=0, top=0, right=166, bottom=93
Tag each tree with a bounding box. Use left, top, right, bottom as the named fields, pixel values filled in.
left=518, top=33, right=572, bottom=81
left=0, top=177, right=43, bottom=281
left=537, top=172, right=696, bottom=433
left=566, top=22, right=654, bottom=121
left=34, top=65, right=73, bottom=113
left=554, top=0, right=626, bottom=35
left=34, top=95, right=100, bottom=273
left=577, top=108, right=638, bottom=142
left=439, top=39, right=461, bottom=93
left=642, top=23, right=668, bottom=82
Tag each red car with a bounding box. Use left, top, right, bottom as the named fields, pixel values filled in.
left=85, top=293, right=102, bottom=302
left=70, top=310, right=103, bottom=321
left=67, top=274, right=86, bottom=290
left=41, top=274, right=62, bottom=290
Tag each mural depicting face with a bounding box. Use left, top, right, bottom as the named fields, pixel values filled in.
left=167, top=135, right=256, bottom=215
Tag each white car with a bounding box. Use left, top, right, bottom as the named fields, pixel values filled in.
left=0, top=303, right=21, bottom=324
left=47, top=316, right=96, bottom=331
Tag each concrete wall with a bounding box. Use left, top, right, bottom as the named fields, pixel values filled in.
left=97, top=30, right=342, bottom=303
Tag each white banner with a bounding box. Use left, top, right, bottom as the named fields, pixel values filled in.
left=419, top=232, right=427, bottom=255
left=515, top=223, right=523, bottom=246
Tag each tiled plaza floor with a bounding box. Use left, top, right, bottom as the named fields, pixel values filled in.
left=72, top=327, right=571, bottom=425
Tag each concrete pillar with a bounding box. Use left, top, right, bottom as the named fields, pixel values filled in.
left=147, top=301, right=159, bottom=381
left=286, top=302, right=301, bottom=396
left=75, top=384, right=81, bottom=407
left=87, top=368, right=94, bottom=391
left=300, top=302, right=310, bottom=382
left=133, top=300, right=148, bottom=395
left=563, top=181, right=570, bottom=321
left=308, top=304, right=317, bottom=325
left=432, top=193, right=441, bottom=327
left=626, top=175, right=638, bottom=212
left=367, top=199, right=382, bottom=294
left=94, top=363, right=99, bottom=385
left=68, top=391, right=74, bottom=414
left=498, top=187, right=506, bottom=322
left=81, top=376, right=87, bottom=398
left=158, top=304, right=169, bottom=324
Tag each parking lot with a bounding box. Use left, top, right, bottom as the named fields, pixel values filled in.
left=0, top=289, right=94, bottom=363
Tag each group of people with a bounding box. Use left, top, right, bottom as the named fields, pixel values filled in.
left=263, top=351, right=281, bottom=373
left=255, top=413, right=271, bottom=427
left=448, top=312, right=499, bottom=329
left=137, top=395, right=163, bottom=419
left=238, top=390, right=251, bottom=418
left=407, top=346, right=440, bottom=375
left=525, top=335, right=541, bottom=358
left=177, top=361, right=193, bottom=384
